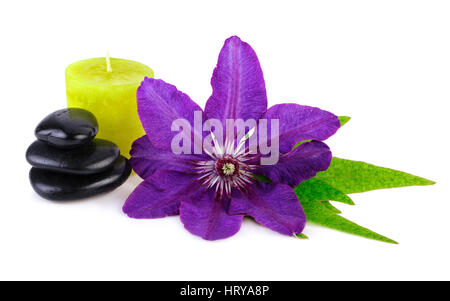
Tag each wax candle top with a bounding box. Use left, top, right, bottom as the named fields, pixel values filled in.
left=66, top=57, right=154, bottom=86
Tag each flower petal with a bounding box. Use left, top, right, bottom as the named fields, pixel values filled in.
left=137, top=78, right=206, bottom=152
left=229, top=183, right=306, bottom=236
left=180, top=192, right=243, bottom=240
left=262, top=140, right=332, bottom=187
left=123, top=170, right=198, bottom=218
left=130, top=135, right=208, bottom=179
left=205, top=36, right=267, bottom=125
left=260, top=104, right=340, bottom=153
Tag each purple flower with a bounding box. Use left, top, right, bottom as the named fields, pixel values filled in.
left=123, top=36, right=340, bottom=240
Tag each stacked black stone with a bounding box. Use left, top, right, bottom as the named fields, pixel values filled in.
left=26, top=108, right=132, bottom=200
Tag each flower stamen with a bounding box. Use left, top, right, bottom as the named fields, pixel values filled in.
left=193, top=129, right=257, bottom=199
left=222, top=163, right=235, bottom=176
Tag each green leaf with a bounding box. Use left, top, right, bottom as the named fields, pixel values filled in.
left=296, top=178, right=398, bottom=244
left=296, top=233, right=309, bottom=239
left=300, top=178, right=355, bottom=205
left=293, top=140, right=312, bottom=149
left=321, top=201, right=342, bottom=214
left=338, top=116, right=351, bottom=127
left=316, top=157, right=435, bottom=194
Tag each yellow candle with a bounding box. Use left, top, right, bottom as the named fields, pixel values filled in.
left=66, top=57, right=154, bottom=156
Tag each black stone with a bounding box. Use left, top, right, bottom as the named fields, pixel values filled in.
left=35, top=108, right=98, bottom=149
left=26, top=139, right=120, bottom=175
left=29, top=156, right=131, bottom=200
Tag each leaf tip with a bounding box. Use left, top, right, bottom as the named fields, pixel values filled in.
left=338, top=116, right=351, bottom=127
left=385, top=238, right=399, bottom=244
left=346, top=197, right=355, bottom=206
left=371, top=233, right=398, bottom=244
left=296, top=233, right=309, bottom=239
left=424, top=179, right=436, bottom=186
left=413, top=177, right=436, bottom=187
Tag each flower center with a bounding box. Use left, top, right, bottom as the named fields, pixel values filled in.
left=216, top=158, right=239, bottom=177
left=192, top=129, right=258, bottom=199
left=222, top=163, right=235, bottom=176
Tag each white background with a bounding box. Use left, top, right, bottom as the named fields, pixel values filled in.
left=0, top=0, right=449, bottom=280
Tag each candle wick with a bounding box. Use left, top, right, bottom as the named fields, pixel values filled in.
left=106, top=51, right=112, bottom=72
